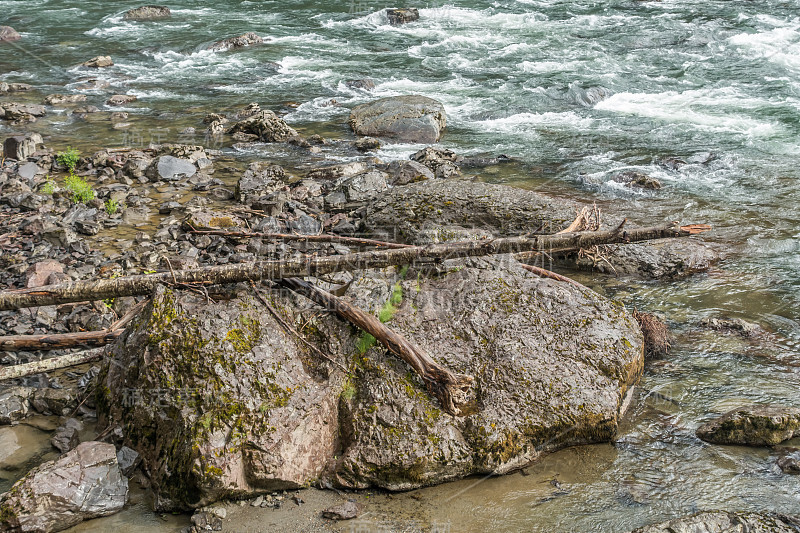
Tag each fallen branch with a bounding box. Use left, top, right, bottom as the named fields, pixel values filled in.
left=189, top=229, right=412, bottom=249
left=0, top=223, right=706, bottom=311
left=0, top=329, right=123, bottom=351
left=279, top=277, right=473, bottom=416
left=519, top=264, right=586, bottom=289
left=0, top=347, right=106, bottom=381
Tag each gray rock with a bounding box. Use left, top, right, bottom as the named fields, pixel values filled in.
left=613, top=171, right=661, bottom=190
left=208, top=32, right=264, bottom=52
left=191, top=511, right=223, bottom=531
left=123, top=5, right=171, bottom=20
left=1, top=103, right=47, bottom=120
left=386, top=8, right=420, bottom=25
left=4, top=133, right=43, bottom=161
left=336, top=170, right=388, bottom=202
left=700, top=316, right=761, bottom=337
left=0, top=442, right=128, bottom=532
left=288, top=214, right=322, bottom=235
left=31, top=388, right=76, bottom=416
left=0, top=26, right=21, bottom=42
left=106, top=94, right=137, bottom=106
left=306, top=161, right=369, bottom=181
left=51, top=418, right=83, bottom=453
left=44, top=94, right=88, bottom=105
left=183, top=210, right=246, bottom=231
left=122, top=153, right=154, bottom=180
left=386, top=160, right=434, bottom=185
left=116, top=446, right=141, bottom=476
left=147, top=155, right=197, bottom=182
left=364, top=179, right=575, bottom=243
left=350, top=95, right=446, bottom=144
left=236, top=162, right=285, bottom=204
left=346, top=79, right=376, bottom=91
left=631, top=511, right=800, bottom=533
left=228, top=110, right=297, bottom=142
left=354, top=136, right=381, bottom=152
left=410, top=146, right=462, bottom=178
left=322, top=500, right=361, bottom=520
left=777, top=448, right=800, bottom=474
left=0, top=387, right=35, bottom=425
left=100, top=256, right=642, bottom=508
left=16, top=162, right=40, bottom=181
left=82, top=56, right=113, bottom=68
left=696, top=405, right=800, bottom=446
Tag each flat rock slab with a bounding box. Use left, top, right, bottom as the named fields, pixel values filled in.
left=147, top=155, right=197, bottom=181
left=123, top=5, right=171, bottom=20
left=696, top=405, right=800, bottom=446
left=631, top=511, right=800, bottom=532
left=349, top=95, right=446, bottom=144
left=0, top=441, right=128, bottom=533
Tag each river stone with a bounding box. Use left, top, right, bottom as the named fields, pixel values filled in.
left=0, top=441, right=128, bottom=532
left=236, top=162, right=286, bottom=204
left=0, top=26, right=21, bottom=42
left=385, top=160, right=434, bottom=186
left=123, top=5, right=171, bottom=20
left=99, top=255, right=642, bottom=508
left=44, top=94, right=88, bottom=105
left=82, top=56, right=114, bottom=68
left=306, top=161, right=370, bottom=181
left=183, top=210, right=246, bottom=231
left=335, top=169, right=388, bottom=202
left=106, top=94, right=137, bottom=106
left=228, top=110, right=297, bottom=142
left=777, top=448, right=800, bottom=474
left=696, top=405, right=800, bottom=446
left=631, top=511, right=800, bottom=532
left=4, top=133, right=43, bottom=161
left=349, top=95, right=447, bottom=144
left=322, top=500, right=361, bottom=520
left=1, top=103, right=47, bottom=120
left=410, top=146, right=462, bottom=178
left=51, top=418, right=83, bottom=453
left=147, top=155, right=197, bottom=182
left=386, top=8, right=420, bottom=25
left=0, top=387, right=35, bottom=425
left=208, top=32, right=264, bottom=52
left=16, top=162, right=40, bottom=181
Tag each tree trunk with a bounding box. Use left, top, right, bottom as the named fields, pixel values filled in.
left=0, top=223, right=700, bottom=311
left=0, top=348, right=105, bottom=381
left=279, top=278, right=473, bottom=416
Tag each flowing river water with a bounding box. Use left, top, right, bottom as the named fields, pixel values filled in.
left=2, top=0, right=800, bottom=531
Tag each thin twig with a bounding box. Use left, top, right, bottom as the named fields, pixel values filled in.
left=190, top=229, right=413, bottom=249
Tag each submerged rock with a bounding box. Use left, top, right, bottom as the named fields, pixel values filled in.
left=0, top=26, right=22, bottom=42
left=208, top=32, right=264, bottom=52
left=349, top=95, right=447, bottom=144
left=44, top=94, right=88, bottom=105
left=777, top=448, right=800, bottom=474
left=0, top=441, right=128, bottom=532
left=613, top=171, right=661, bottom=190
left=106, top=94, right=137, bottom=106
left=100, top=255, right=642, bottom=509
left=696, top=405, right=800, bottom=446
left=631, top=511, right=800, bottom=532
left=386, top=8, right=420, bottom=25
left=123, top=5, right=171, bottom=20
left=228, top=110, right=298, bottom=142
left=322, top=500, right=361, bottom=520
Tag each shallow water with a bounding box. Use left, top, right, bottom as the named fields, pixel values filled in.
left=2, top=0, right=800, bottom=531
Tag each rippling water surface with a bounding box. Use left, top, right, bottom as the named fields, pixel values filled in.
left=2, top=1, right=799, bottom=531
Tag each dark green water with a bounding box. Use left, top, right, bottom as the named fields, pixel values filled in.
left=2, top=1, right=800, bottom=531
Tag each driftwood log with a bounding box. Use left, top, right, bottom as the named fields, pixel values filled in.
left=0, top=347, right=105, bottom=381
left=0, top=223, right=702, bottom=311
left=0, top=329, right=123, bottom=351
left=279, top=278, right=473, bottom=416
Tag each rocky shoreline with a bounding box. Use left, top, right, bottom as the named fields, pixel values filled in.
left=1, top=15, right=798, bottom=531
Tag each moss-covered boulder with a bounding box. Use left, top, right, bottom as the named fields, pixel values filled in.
left=696, top=405, right=800, bottom=446
left=100, top=258, right=643, bottom=509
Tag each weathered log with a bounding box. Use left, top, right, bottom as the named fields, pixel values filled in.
left=0, top=348, right=105, bottom=381
left=0, top=223, right=702, bottom=311
left=279, top=277, right=473, bottom=416
left=0, top=329, right=122, bottom=351
left=519, top=264, right=586, bottom=289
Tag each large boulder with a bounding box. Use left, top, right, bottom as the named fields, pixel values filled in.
left=349, top=96, right=446, bottom=144
left=123, top=5, right=171, bottom=20
left=0, top=26, right=21, bottom=42
left=631, top=511, right=800, bottom=532
left=696, top=405, right=800, bottom=446
left=0, top=103, right=46, bottom=121
left=146, top=155, right=197, bottom=182
left=99, top=256, right=643, bottom=509
left=364, top=179, right=576, bottom=243
left=228, top=110, right=297, bottom=143
left=0, top=442, right=128, bottom=532
left=3, top=133, right=44, bottom=161
left=208, top=32, right=264, bottom=52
